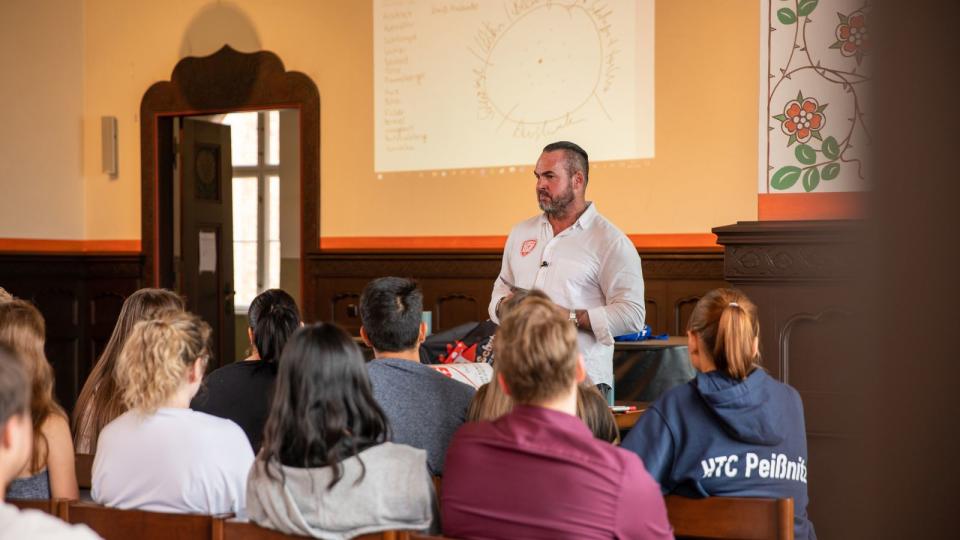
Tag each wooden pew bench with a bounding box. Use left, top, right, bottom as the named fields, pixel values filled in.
left=666, top=495, right=794, bottom=540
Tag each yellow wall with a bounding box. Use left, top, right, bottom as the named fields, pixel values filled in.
left=0, top=0, right=85, bottom=240
left=5, top=0, right=759, bottom=243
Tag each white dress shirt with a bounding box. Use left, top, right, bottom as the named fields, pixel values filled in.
left=93, top=408, right=254, bottom=518
left=488, top=203, right=645, bottom=387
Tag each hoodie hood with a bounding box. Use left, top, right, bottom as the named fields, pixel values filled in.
left=694, top=369, right=786, bottom=446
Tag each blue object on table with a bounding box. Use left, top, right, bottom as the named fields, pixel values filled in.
left=615, top=325, right=669, bottom=342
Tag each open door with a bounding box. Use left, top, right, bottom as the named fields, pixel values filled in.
left=179, top=119, right=235, bottom=369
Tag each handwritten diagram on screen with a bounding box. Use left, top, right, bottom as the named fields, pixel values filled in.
left=374, top=0, right=655, bottom=173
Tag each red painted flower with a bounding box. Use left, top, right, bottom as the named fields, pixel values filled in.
left=832, top=10, right=870, bottom=64
left=775, top=92, right=826, bottom=145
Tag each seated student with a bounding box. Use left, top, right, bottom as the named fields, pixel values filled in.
left=0, top=349, right=100, bottom=539
left=621, top=289, right=816, bottom=540
left=0, top=301, right=78, bottom=501
left=247, top=323, right=436, bottom=538
left=360, top=277, right=475, bottom=476
left=442, top=295, right=672, bottom=539
left=73, top=288, right=185, bottom=454
left=92, top=312, right=253, bottom=516
left=192, top=289, right=301, bottom=451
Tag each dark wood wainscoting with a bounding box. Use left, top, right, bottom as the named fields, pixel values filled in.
left=0, top=254, right=143, bottom=414
left=303, top=249, right=727, bottom=337
left=714, top=220, right=864, bottom=540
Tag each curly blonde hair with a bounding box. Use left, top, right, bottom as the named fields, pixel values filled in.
left=73, top=288, right=184, bottom=453
left=115, top=311, right=211, bottom=413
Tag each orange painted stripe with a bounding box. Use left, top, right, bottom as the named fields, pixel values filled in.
left=758, top=193, right=865, bottom=221
left=320, top=236, right=508, bottom=251
left=625, top=233, right=719, bottom=249
left=0, top=239, right=141, bottom=254
left=320, top=233, right=719, bottom=251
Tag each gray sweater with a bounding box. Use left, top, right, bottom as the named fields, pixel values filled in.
left=366, top=358, right=476, bottom=475
left=246, top=442, right=436, bottom=540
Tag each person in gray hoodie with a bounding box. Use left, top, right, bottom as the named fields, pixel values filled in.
left=246, top=323, right=437, bottom=540
left=622, top=288, right=816, bottom=540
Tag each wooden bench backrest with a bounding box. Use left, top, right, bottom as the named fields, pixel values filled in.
left=218, top=520, right=410, bottom=540
left=666, top=495, right=794, bottom=540
left=62, top=500, right=227, bottom=540
left=75, top=453, right=94, bottom=490
left=9, top=498, right=59, bottom=515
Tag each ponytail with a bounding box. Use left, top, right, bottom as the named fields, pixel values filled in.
left=247, top=289, right=301, bottom=363
left=687, top=289, right=760, bottom=380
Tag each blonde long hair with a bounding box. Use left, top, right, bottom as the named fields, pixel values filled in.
left=0, top=300, right=66, bottom=472
left=72, top=288, right=183, bottom=452
left=115, top=311, right=210, bottom=413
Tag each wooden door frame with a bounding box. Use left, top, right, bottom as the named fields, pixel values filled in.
left=140, top=45, right=320, bottom=319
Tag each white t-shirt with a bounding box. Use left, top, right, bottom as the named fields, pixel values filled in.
left=489, top=202, right=646, bottom=387
left=0, top=503, right=101, bottom=540
left=92, top=408, right=254, bottom=517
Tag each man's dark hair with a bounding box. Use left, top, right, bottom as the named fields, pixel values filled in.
left=248, top=289, right=302, bottom=363
left=0, top=345, right=30, bottom=426
left=543, top=140, right=589, bottom=186
left=359, top=277, right=423, bottom=352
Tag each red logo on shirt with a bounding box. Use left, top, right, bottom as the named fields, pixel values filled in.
left=520, top=239, right=537, bottom=256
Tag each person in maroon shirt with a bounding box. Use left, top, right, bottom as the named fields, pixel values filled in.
left=441, top=291, right=672, bottom=540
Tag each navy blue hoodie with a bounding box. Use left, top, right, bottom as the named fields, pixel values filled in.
left=622, top=368, right=816, bottom=540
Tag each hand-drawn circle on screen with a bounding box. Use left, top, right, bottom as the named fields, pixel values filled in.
left=480, top=4, right=605, bottom=125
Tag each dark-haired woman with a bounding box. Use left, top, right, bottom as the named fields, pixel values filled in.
left=621, top=289, right=816, bottom=539
left=246, top=323, right=436, bottom=539
left=191, top=289, right=301, bottom=451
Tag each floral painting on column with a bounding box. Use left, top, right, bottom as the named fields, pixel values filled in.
left=762, top=0, right=872, bottom=194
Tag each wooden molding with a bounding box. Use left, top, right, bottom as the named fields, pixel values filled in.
left=318, top=233, right=720, bottom=251
left=713, top=220, right=864, bottom=282
left=0, top=239, right=141, bottom=254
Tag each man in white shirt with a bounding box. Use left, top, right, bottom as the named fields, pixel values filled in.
left=0, top=348, right=101, bottom=540
left=489, top=141, right=645, bottom=402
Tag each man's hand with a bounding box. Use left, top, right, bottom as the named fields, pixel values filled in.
left=574, top=309, right=592, bottom=332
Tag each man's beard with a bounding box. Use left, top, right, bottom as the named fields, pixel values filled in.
left=538, top=184, right=575, bottom=217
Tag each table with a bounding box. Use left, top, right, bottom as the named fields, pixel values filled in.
left=614, top=336, right=695, bottom=402
left=612, top=401, right=650, bottom=431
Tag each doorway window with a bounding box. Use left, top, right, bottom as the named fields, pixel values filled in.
left=223, top=110, right=281, bottom=310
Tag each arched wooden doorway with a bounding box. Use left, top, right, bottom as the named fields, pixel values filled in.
left=139, top=46, right=320, bottom=362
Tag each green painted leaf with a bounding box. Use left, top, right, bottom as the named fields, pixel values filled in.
left=796, top=90, right=804, bottom=101
left=822, top=162, right=840, bottom=180
left=777, top=8, right=797, bottom=24
left=829, top=41, right=843, bottom=49
left=837, top=12, right=849, bottom=24
left=822, top=136, right=840, bottom=159
left=816, top=103, right=828, bottom=112
left=795, top=144, right=817, bottom=165
left=787, top=133, right=798, bottom=146
left=771, top=166, right=802, bottom=190
left=798, top=0, right=818, bottom=16
left=811, top=130, right=823, bottom=141
left=802, top=167, right=821, bottom=192
left=773, top=113, right=788, bottom=121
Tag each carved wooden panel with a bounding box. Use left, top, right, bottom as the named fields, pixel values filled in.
left=305, top=249, right=726, bottom=336
left=714, top=220, right=862, bottom=540
left=0, top=254, right=142, bottom=414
